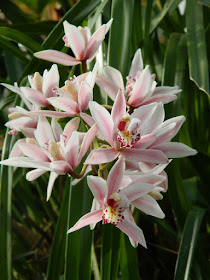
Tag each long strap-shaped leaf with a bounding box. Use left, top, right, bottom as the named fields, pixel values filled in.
left=186, top=0, right=209, bottom=95
left=174, top=207, right=205, bottom=280
left=46, top=177, right=71, bottom=280
left=150, top=0, right=182, bottom=34
left=0, top=131, right=13, bottom=280
left=108, top=0, right=134, bottom=78
left=0, top=27, right=43, bottom=53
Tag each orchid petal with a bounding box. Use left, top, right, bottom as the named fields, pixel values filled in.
left=78, top=81, right=92, bottom=112
left=34, top=115, right=55, bottom=147
left=67, top=210, right=102, bottom=233
left=96, top=74, right=119, bottom=101
left=87, top=176, right=107, bottom=205
left=63, top=117, right=80, bottom=144
left=20, top=87, right=49, bottom=107
left=104, top=66, right=124, bottom=90
left=121, top=148, right=169, bottom=164
left=151, top=116, right=185, bottom=146
left=0, top=157, right=51, bottom=170
left=34, top=50, right=81, bottom=66
left=153, top=86, right=181, bottom=96
left=132, top=194, right=165, bottom=219
left=85, top=24, right=107, bottom=60
left=28, top=110, right=74, bottom=118
left=129, top=49, right=143, bottom=77
left=9, top=139, right=26, bottom=158
left=85, top=148, right=119, bottom=165
left=111, top=90, right=126, bottom=125
left=126, top=173, right=165, bottom=186
left=125, top=209, right=139, bottom=247
left=63, top=21, right=86, bottom=59
left=26, top=169, right=47, bottom=181
left=50, top=161, right=72, bottom=174
left=139, top=161, right=172, bottom=175
left=18, top=143, right=49, bottom=161
left=117, top=216, right=147, bottom=248
left=48, top=97, right=79, bottom=114
left=65, top=131, right=79, bottom=169
left=5, top=116, right=36, bottom=131
left=42, top=64, right=59, bottom=98
left=89, top=101, right=114, bottom=145
left=135, top=134, right=157, bottom=149
left=131, top=102, right=158, bottom=124
left=80, top=112, right=95, bottom=127
left=90, top=198, right=101, bottom=230
left=152, top=142, right=198, bottom=158
left=128, top=66, right=153, bottom=106
left=51, top=118, right=63, bottom=142
left=47, top=172, right=59, bottom=201
left=120, top=183, right=154, bottom=202
left=142, top=103, right=165, bottom=135
left=78, top=124, right=98, bottom=164
left=107, top=157, right=124, bottom=197
left=140, top=94, right=177, bottom=106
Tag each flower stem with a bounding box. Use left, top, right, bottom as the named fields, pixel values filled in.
left=68, top=164, right=88, bottom=179
left=81, top=60, right=87, bottom=73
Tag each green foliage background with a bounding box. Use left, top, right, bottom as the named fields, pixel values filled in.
left=0, top=0, right=209, bottom=279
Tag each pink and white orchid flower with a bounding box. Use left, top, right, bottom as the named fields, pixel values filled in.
left=27, top=62, right=98, bottom=119
left=2, top=64, right=59, bottom=109
left=0, top=115, right=98, bottom=200
left=96, top=49, right=181, bottom=108
left=1, top=64, right=60, bottom=136
left=67, top=157, right=165, bottom=247
left=85, top=91, right=197, bottom=165
left=34, top=19, right=113, bottom=66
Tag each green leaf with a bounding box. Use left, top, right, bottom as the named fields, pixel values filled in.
left=0, top=94, right=16, bottom=111
left=150, top=0, right=182, bottom=34
left=88, top=0, right=110, bottom=31
left=131, top=0, right=143, bottom=55
left=110, top=228, right=121, bottom=280
left=162, top=33, right=188, bottom=117
left=174, top=207, right=205, bottom=280
left=0, top=131, right=13, bottom=280
left=0, top=40, right=29, bottom=64
left=79, top=185, right=93, bottom=280
left=0, top=27, right=43, bottom=53
left=186, top=0, right=209, bottom=94
left=198, top=0, right=210, bottom=7
left=101, top=224, right=113, bottom=280
left=120, top=234, right=140, bottom=280
left=46, top=177, right=70, bottom=280
left=108, top=0, right=134, bottom=78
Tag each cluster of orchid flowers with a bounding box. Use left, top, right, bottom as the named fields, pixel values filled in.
left=0, top=19, right=197, bottom=248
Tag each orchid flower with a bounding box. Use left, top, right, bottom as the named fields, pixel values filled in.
left=2, top=64, right=59, bottom=109
left=0, top=115, right=98, bottom=200
left=5, top=106, right=37, bottom=138
left=124, top=162, right=170, bottom=200
left=27, top=62, right=98, bottom=119
left=85, top=91, right=197, bottom=165
left=96, top=49, right=181, bottom=108
left=67, top=157, right=165, bottom=247
left=1, top=65, right=60, bottom=136
left=34, top=19, right=113, bottom=66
